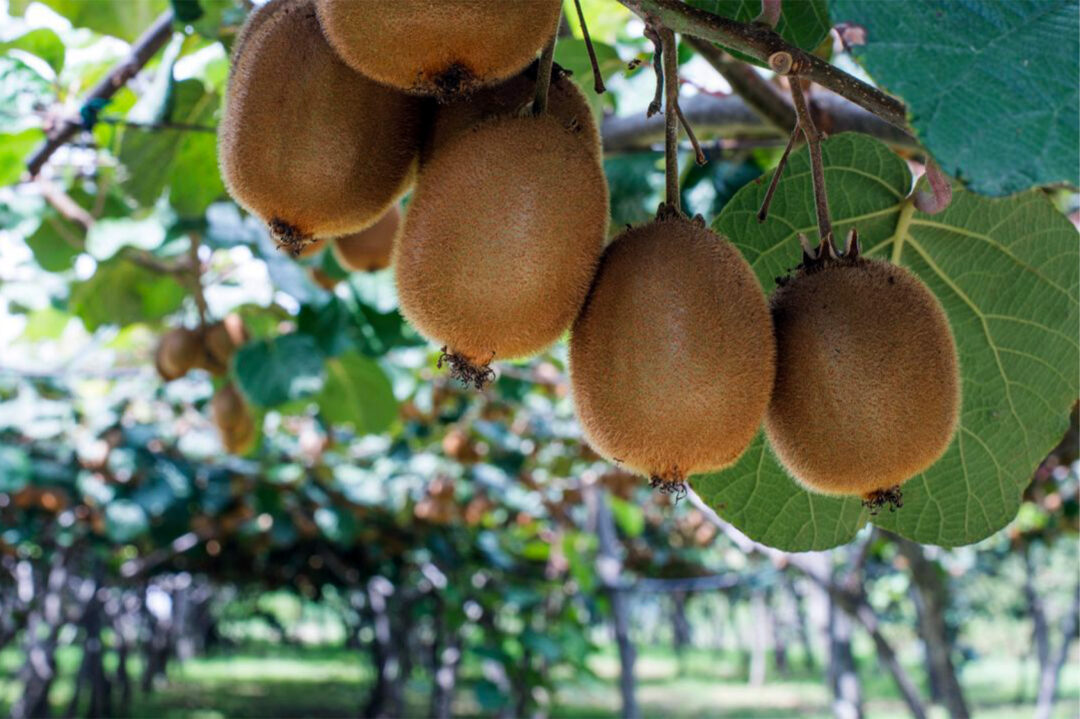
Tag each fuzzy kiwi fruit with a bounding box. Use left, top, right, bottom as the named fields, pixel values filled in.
left=765, top=248, right=959, bottom=509
left=395, top=113, right=608, bottom=387
left=331, top=204, right=401, bottom=273
left=211, top=382, right=257, bottom=455
left=569, top=213, right=776, bottom=490
left=314, top=0, right=562, bottom=99
left=198, top=314, right=249, bottom=376
left=155, top=327, right=203, bottom=381
left=423, top=63, right=600, bottom=164
left=219, top=0, right=422, bottom=253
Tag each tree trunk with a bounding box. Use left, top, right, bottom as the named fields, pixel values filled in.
left=362, top=576, right=404, bottom=719
left=784, top=576, right=816, bottom=671
left=748, top=592, right=768, bottom=687
left=767, top=589, right=789, bottom=678
left=429, top=598, right=461, bottom=719
left=12, top=554, right=69, bottom=719
left=893, top=537, right=970, bottom=719
left=589, top=487, right=639, bottom=719
left=1034, top=582, right=1080, bottom=719
left=671, top=590, right=691, bottom=673
left=827, top=597, right=863, bottom=719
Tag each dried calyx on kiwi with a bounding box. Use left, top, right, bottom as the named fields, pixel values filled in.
left=765, top=230, right=960, bottom=512
left=219, top=0, right=422, bottom=254
left=315, top=0, right=562, bottom=100
left=569, top=208, right=776, bottom=494
left=395, top=112, right=608, bottom=388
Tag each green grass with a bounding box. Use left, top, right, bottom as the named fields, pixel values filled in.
left=1, top=642, right=1076, bottom=718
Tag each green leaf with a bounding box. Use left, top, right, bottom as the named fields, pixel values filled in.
left=554, top=37, right=621, bottom=118
left=21, top=307, right=71, bottom=342
left=234, top=334, right=326, bottom=408
left=317, top=352, right=397, bottom=435
left=608, top=496, right=645, bottom=538
left=686, top=0, right=831, bottom=61
left=831, top=0, right=1080, bottom=196
left=25, top=215, right=82, bottom=272
left=86, top=217, right=166, bottom=260
left=10, top=0, right=170, bottom=42
left=119, top=79, right=219, bottom=208
left=0, top=128, right=43, bottom=187
left=1, top=29, right=64, bottom=75
left=705, top=132, right=1079, bottom=549
left=69, top=257, right=186, bottom=331
left=0, top=447, right=31, bottom=493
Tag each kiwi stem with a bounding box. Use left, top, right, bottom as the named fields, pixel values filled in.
left=532, top=15, right=560, bottom=116
left=572, top=0, right=606, bottom=94
left=913, top=158, right=953, bottom=215
left=756, top=122, right=802, bottom=222
left=187, top=231, right=209, bottom=329
left=644, top=25, right=665, bottom=118
left=660, top=27, right=681, bottom=213
left=675, top=102, right=707, bottom=166
left=789, top=80, right=833, bottom=252
left=754, top=0, right=782, bottom=27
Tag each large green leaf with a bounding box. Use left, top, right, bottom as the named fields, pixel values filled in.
left=316, top=352, right=397, bottom=435
left=831, top=0, right=1080, bottom=197
left=68, top=256, right=186, bottom=331
left=687, top=0, right=830, bottom=60
left=10, top=0, right=169, bottom=42
left=26, top=214, right=82, bottom=272
left=0, top=128, right=43, bottom=187
left=702, top=132, right=1079, bottom=550
left=119, top=79, right=219, bottom=208
left=1, top=29, right=64, bottom=75
left=234, top=334, right=326, bottom=408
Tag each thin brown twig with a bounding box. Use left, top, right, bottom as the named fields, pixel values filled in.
left=572, top=0, right=606, bottom=94
left=25, top=11, right=176, bottom=177
left=756, top=123, right=801, bottom=222
left=684, top=36, right=795, bottom=133
left=188, top=233, right=209, bottom=329
left=675, top=103, right=706, bottom=165
left=532, top=16, right=560, bottom=115
left=644, top=25, right=665, bottom=117
left=660, top=27, right=681, bottom=212
left=789, top=81, right=832, bottom=250
left=617, top=0, right=908, bottom=130
left=754, top=0, right=781, bottom=27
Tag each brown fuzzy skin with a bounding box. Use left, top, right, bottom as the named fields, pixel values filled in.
left=422, top=66, right=600, bottom=164
left=331, top=205, right=401, bottom=273
left=314, top=0, right=562, bottom=98
left=155, top=327, right=202, bottom=381
left=199, top=315, right=249, bottom=376
left=765, top=257, right=960, bottom=498
left=219, top=0, right=422, bottom=249
left=211, top=383, right=256, bottom=455
left=395, top=113, right=609, bottom=367
left=569, top=216, right=776, bottom=484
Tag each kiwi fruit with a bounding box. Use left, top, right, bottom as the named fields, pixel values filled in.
left=395, top=113, right=608, bottom=386
left=423, top=63, right=600, bottom=164
left=331, top=204, right=401, bottom=273
left=314, top=0, right=562, bottom=99
left=211, top=382, right=257, bottom=455
left=569, top=212, right=776, bottom=490
left=765, top=244, right=959, bottom=509
left=155, top=327, right=203, bottom=381
left=219, top=0, right=422, bottom=253
left=308, top=266, right=339, bottom=291
left=199, top=314, right=249, bottom=376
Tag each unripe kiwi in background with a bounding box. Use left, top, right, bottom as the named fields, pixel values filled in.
left=315, top=0, right=562, bottom=98
left=199, top=314, right=249, bottom=376
left=219, top=0, right=422, bottom=253
left=395, top=113, right=608, bottom=383
left=211, top=382, right=257, bottom=455
left=423, top=64, right=600, bottom=164
left=331, top=204, right=401, bottom=273
left=569, top=214, right=776, bottom=488
left=765, top=256, right=959, bottom=507
left=155, top=327, right=202, bottom=381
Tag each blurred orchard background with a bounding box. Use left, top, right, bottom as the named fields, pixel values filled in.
left=0, top=0, right=1078, bottom=718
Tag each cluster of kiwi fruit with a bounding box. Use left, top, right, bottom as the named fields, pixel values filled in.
left=218, top=0, right=960, bottom=508
left=154, top=315, right=256, bottom=454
